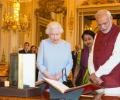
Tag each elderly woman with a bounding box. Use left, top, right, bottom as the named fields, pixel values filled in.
left=37, top=21, right=73, bottom=82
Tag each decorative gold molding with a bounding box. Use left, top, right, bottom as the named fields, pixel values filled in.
left=80, top=0, right=120, bottom=6
left=78, top=3, right=120, bottom=15
left=37, top=17, right=50, bottom=26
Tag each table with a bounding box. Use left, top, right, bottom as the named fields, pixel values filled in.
left=0, top=92, right=49, bottom=100
left=0, top=93, right=95, bottom=100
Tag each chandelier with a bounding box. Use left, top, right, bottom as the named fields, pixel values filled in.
left=2, top=0, right=31, bottom=32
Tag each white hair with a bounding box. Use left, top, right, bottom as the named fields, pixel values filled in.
left=95, top=9, right=112, bottom=19
left=45, top=21, right=64, bottom=34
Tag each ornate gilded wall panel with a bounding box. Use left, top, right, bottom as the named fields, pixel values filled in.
left=35, top=17, right=49, bottom=46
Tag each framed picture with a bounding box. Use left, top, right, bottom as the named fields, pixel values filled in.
left=36, top=17, right=50, bottom=46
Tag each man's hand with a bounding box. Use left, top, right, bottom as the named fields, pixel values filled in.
left=90, top=73, right=103, bottom=85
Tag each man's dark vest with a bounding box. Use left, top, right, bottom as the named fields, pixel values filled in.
left=93, top=24, right=120, bottom=88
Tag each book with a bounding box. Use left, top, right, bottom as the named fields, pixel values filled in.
left=43, top=77, right=101, bottom=94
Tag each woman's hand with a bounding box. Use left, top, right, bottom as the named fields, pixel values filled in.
left=47, top=75, right=57, bottom=80
left=55, top=71, right=62, bottom=80
left=43, top=70, right=57, bottom=80
left=48, top=71, right=62, bottom=80
left=43, top=70, right=62, bottom=81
